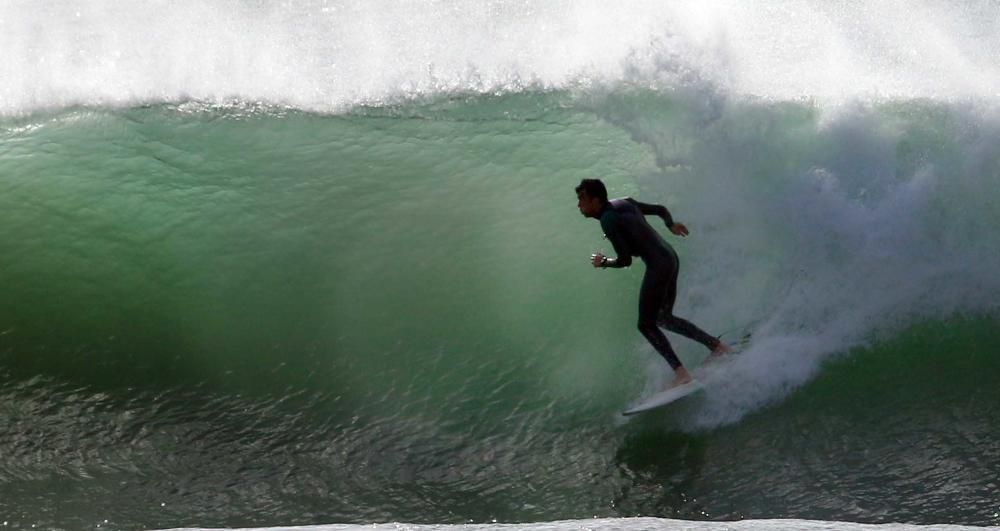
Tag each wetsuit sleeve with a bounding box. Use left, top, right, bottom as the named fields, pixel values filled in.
left=626, top=198, right=675, bottom=228
left=599, top=214, right=633, bottom=268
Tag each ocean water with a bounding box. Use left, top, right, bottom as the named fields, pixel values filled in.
left=1, top=1, right=1000, bottom=530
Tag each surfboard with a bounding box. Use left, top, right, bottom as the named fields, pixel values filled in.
left=622, top=379, right=705, bottom=416
left=620, top=327, right=753, bottom=417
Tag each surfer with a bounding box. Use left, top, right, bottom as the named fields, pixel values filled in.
left=575, top=178, right=730, bottom=388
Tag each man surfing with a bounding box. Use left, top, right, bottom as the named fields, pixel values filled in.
left=575, top=178, right=730, bottom=389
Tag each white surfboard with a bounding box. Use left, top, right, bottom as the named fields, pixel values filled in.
left=622, top=379, right=705, bottom=416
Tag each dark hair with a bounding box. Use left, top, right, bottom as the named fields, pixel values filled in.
left=575, top=178, right=608, bottom=203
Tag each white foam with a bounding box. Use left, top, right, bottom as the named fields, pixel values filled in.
left=627, top=98, right=1000, bottom=429
left=4, top=0, right=1000, bottom=116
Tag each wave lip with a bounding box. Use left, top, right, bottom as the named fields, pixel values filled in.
left=5, top=1, right=1000, bottom=116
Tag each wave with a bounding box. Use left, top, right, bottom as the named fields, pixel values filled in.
left=2, top=91, right=999, bottom=425
left=3, top=49, right=1000, bottom=528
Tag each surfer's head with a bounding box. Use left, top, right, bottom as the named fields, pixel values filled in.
left=575, top=178, right=607, bottom=218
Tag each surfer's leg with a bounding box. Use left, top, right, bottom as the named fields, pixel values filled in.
left=661, top=316, right=721, bottom=351
left=656, top=255, right=723, bottom=352
left=638, top=267, right=691, bottom=386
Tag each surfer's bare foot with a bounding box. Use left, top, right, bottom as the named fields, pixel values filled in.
left=668, top=367, right=693, bottom=389
left=711, top=341, right=732, bottom=357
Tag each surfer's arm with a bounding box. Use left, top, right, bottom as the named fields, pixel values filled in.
left=627, top=198, right=689, bottom=237
left=595, top=216, right=632, bottom=269
left=627, top=198, right=675, bottom=226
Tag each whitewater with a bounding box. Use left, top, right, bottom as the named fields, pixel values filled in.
left=4, top=0, right=1000, bottom=113
left=1, top=1, right=999, bottom=530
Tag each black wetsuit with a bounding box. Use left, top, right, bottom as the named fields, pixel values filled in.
left=599, top=198, right=719, bottom=369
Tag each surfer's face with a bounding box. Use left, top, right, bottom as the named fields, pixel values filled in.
left=577, top=191, right=602, bottom=218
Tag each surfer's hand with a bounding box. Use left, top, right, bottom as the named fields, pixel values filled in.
left=669, top=223, right=689, bottom=237
left=590, top=253, right=607, bottom=268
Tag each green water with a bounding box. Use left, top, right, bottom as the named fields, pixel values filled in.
left=1, top=93, right=999, bottom=530
left=0, top=98, right=652, bottom=392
